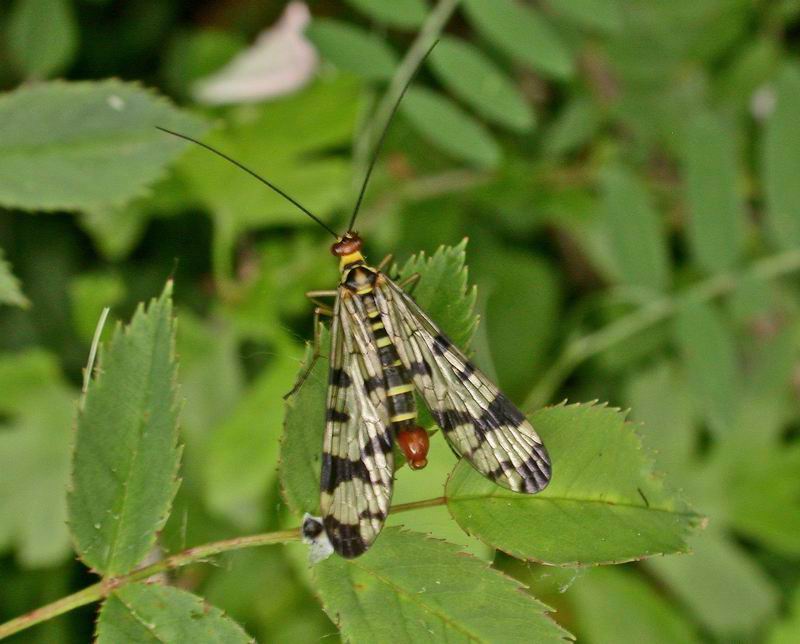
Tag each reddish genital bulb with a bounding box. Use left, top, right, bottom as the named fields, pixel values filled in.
left=397, top=426, right=429, bottom=470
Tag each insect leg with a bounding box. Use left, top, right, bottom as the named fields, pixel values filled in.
left=305, top=289, right=338, bottom=310
left=284, top=306, right=333, bottom=399
left=376, top=254, right=394, bottom=272
left=397, top=272, right=421, bottom=294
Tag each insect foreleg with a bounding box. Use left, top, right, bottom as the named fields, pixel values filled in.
left=284, top=306, right=332, bottom=399
left=397, top=272, right=421, bottom=293
left=376, top=254, right=394, bottom=272
left=305, top=289, right=338, bottom=310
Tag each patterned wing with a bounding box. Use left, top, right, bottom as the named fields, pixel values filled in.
left=320, top=290, right=394, bottom=558
left=374, top=276, right=551, bottom=494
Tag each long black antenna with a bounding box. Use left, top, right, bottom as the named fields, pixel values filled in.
left=156, top=126, right=339, bottom=238
left=347, top=40, right=439, bottom=233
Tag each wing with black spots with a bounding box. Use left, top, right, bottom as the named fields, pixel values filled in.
left=374, top=276, right=551, bottom=494
left=319, top=289, right=394, bottom=558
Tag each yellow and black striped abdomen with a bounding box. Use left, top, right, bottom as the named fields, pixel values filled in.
left=343, top=265, right=418, bottom=432
left=362, top=291, right=418, bottom=430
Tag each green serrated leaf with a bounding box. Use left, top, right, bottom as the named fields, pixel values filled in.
left=314, top=527, right=571, bottom=643
left=570, top=566, right=700, bottom=643
left=683, top=111, right=745, bottom=272
left=397, top=239, right=477, bottom=348
left=429, top=36, right=535, bottom=132
left=306, top=19, right=397, bottom=80
left=8, top=0, right=78, bottom=79
left=68, top=282, right=181, bottom=576
left=0, top=247, right=29, bottom=308
left=762, top=64, right=800, bottom=249
left=0, top=351, right=74, bottom=567
left=601, top=165, right=671, bottom=292
left=96, top=583, right=253, bottom=643
left=446, top=403, right=701, bottom=565
left=205, top=352, right=298, bottom=527
left=463, top=0, right=574, bottom=79
left=402, top=87, right=502, bottom=168
left=0, top=80, right=206, bottom=212
left=280, top=332, right=329, bottom=516
left=281, top=243, right=478, bottom=514
left=674, top=300, right=739, bottom=436
left=547, top=0, right=623, bottom=34
left=343, top=0, right=427, bottom=29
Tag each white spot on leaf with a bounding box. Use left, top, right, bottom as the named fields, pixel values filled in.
left=107, top=95, right=125, bottom=111
left=751, top=84, right=776, bottom=121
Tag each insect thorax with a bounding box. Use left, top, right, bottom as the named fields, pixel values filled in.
left=341, top=263, right=377, bottom=293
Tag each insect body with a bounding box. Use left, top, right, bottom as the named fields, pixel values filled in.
left=318, top=232, right=551, bottom=557
left=158, top=43, right=551, bottom=560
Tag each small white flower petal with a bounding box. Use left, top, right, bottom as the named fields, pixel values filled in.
left=193, top=2, right=318, bottom=105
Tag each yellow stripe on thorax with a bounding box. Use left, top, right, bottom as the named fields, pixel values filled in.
left=339, top=250, right=365, bottom=271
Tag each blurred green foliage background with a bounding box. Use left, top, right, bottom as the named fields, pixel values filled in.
left=2, top=0, right=800, bottom=641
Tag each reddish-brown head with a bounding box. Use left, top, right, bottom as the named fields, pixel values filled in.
left=331, top=232, right=363, bottom=257
left=397, top=426, right=430, bottom=470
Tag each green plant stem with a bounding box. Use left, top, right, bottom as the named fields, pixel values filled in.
left=0, top=529, right=298, bottom=640
left=392, top=495, right=448, bottom=513
left=352, top=0, right=461, bottom=183
left=0, top=494, right=451, bottom=640
left=524, top=247, right=800, bottom=410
